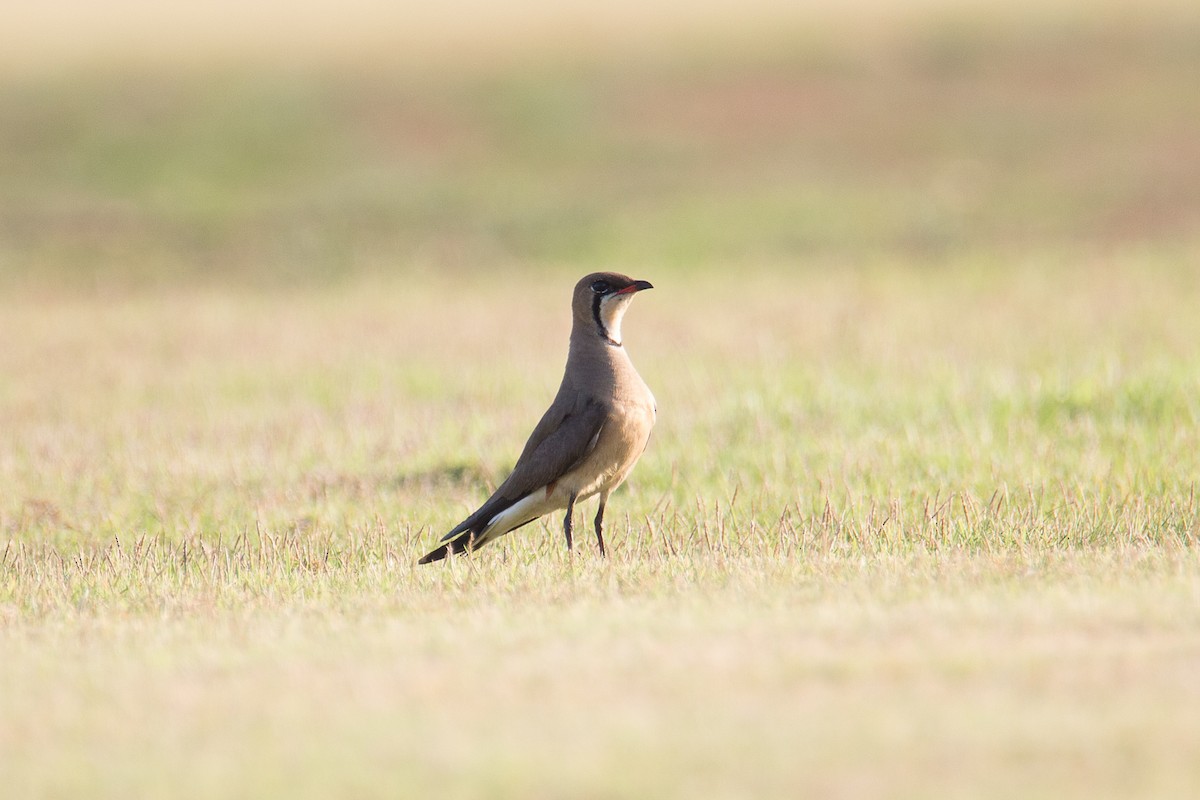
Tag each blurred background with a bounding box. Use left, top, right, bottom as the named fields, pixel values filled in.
left=2, top=0, right=1197, bottom=291
left=5, top=7, right=1200, bottom=797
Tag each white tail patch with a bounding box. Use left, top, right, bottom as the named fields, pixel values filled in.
left=477, top=491, right=551, bottom=547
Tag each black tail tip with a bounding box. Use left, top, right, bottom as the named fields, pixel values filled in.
left=416, top=534, right=475, bottom=565
left=417, top=545, right=449, bottom=565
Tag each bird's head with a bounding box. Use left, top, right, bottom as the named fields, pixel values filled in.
left=572, top=272, right=654, bottom=347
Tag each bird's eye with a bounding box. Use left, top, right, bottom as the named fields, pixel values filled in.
left=591, top=280, right=610, bottom=294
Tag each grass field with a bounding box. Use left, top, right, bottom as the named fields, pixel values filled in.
left=3, top=4, right=1200, bottom=798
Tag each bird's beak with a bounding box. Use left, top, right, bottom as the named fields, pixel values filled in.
left=616, top=280, right=654, bottom=295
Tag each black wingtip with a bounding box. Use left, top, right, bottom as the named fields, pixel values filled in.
left=417, top=545, right=448, bottom=565
left=417, top=532, right=475, bottom=565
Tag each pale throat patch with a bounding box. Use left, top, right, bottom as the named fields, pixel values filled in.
left=598, top=293, right=634, bottom=344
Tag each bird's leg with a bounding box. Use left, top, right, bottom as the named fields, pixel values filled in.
left=563, top=493, right=576, bottom=551
left=594, top=496, right=607, bottom=557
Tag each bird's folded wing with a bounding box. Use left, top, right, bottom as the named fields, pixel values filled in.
left=499, top=398, right=607, bottom=499
left=440, top=399, right=607, bottom=541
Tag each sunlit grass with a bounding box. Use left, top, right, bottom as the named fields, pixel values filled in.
left=3, top=260, right=1200, bottom=796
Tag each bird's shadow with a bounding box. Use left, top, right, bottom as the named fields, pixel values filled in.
left=390, top=462, right=498, bottom=493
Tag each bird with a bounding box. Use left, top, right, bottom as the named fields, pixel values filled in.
left=418, top=272, right=656, bottom=564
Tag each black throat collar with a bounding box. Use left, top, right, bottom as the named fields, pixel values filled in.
left=591, top=293, right=622, bottom=347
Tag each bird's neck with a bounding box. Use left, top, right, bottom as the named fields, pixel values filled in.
left=570, top=323, right=625, bottom=354
left=567, top=325, right=635, bottom=384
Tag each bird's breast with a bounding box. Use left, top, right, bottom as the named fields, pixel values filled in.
left=551, top=396, right=654, bottom=500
